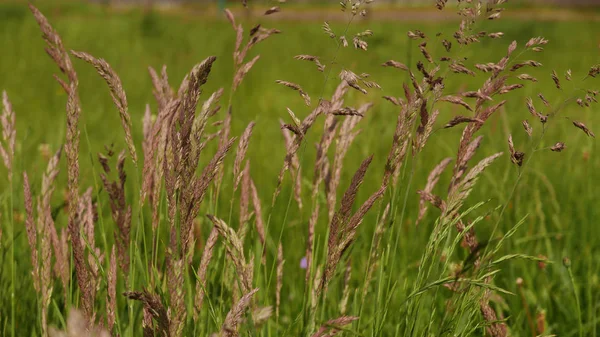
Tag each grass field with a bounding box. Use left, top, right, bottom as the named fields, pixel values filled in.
left=0, top=1, right=599, bottom=336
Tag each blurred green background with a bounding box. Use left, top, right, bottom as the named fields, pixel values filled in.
left=0, top=0, right=599, bottom=335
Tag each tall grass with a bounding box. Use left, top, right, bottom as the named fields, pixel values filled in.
left=0, top=1, right=599, bottom=336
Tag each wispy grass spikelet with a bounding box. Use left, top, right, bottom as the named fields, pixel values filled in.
left=23, top=173, right=39, bottom=292
left=106, top=247, right=117, bottom=333
left=311, top=316, right=359, bottom=337
left=0, top=91, right=15, bottom=181
left=99, top=150, right=132, bottom=274
left=551, top=142, right=566, bottom=152
left=522, top=120, right=533, bottom=137
left=324, top=155, right=385, bottom=291
left=124, top=290, right=170, bottom=336
left=71, top=51, right=138, bottom=165
left=207, top=215, right=253, bottom=293
left=417, top=158, right=453, bottom=224
left=194, top=227, right=219, bottom=318
left=233, top=121, right=256, bottom=191
left=572, top=121, right=595, bottom=138
left=28, top=4, right=78, bottom=91
left=276, top=80, right=311, bottom=106
left=220, top=288, right=259, bottom=337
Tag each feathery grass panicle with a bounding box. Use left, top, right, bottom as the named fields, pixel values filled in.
left=417, top=158, right=453, bottom=224
left=68, top=193, right=92, bottom=319
left=551, top=142, right=566, bottom=152
left=329, top=155, right=373, bottom=245
left=25, top=157, right=61, bottom=336
left=141, top=104, right=155, bottom=203
left=327, top=103, right=371, bottom=221
left=40, top=148, right=61, bottom=220
left=311, top=83, right=347, bottom=203
left=340, top=185, right=386, bottom=251
left=39, top=148, right=61, bottom=335
left=233, top=121, right=256, bottom=191
left=150, top=98, right=180, bottom=234
left=407, top=30, right=426, bottom=40
left=313, top=116, right=338, bottom=198
left=28, top=4, right=78, bottom=91
left=436, top=0, right=448, bottom=10
left=419, top=42, right=434, bottom=63
left=264, top=6, right=281, bottom=15
left=447, top=152, right=503, bottom=217
left=249, top=178, right=267, bottom=255
left=439, top=95, right=473, bottom=111
left=124, top=290, right=170, bottom=336
left=308, top=266, right=323, bottom=331
left=71, top=51, right=138, bottom=165
left=480, top=289, right=508, bottom=337
left=414, top=107, right=440, bottom=154
left=444, top=116, right=483, bottom=129
left=141, top=100, right=167, bottom=205
left=538, top=93, right=550, bottom=107
left=39, top=219, right=53, bottom=337
left=78, top=188, right=100, bottom=321
left=339, top=259, right=352, bottom=314
left=99, top=150, right=132, bottom=274
left=552, top=70, right=561, bottom=89
left=194, top=227, right=219, bottom=319
left=339, top=69, right=380, bottom=94
left=522, top=120, right=533, bottom=137
left=1, top=91, right=15, bottom=181
left=54, top=227, right=70, bottom=302
left=449, top=135, right=483, bottom=194
left=63, top=78, right=89, bottom=317
left=276, top=80, right=311, bottom=106
left=588, top=64, right=600, bottom=78
left=23, top=173, right=39, bottom=292
left=178, top=56, right=218, bottom=103
left=280, top=121, right=303, bottom=209
left=233, top=55, right=260, bottom=92
left=508, top=134, right=525, bottom=166
left=311, top=316, right=359, bottom=337
left=526, top=97, right=547, bottom=124
left=148, top=65, right=172, bottom=112
left=168, top=258, right=186, bottom=337
left=106, top=247, right=117, bottom=333
left=499, top=83, right=524, bottom=94
left=238, top=161, right=252, bottom=242
left=273, top=99, right=329, bottom=205
left=572, top=121, right=595, bottom=138
left=213, top=110, right=232, bottom=191
left=207, top=215, right=253, bottom=294
left=177, top=56, right=219, bottom=198
left=295, top=54, right=325, bottom=72
left=220, top=288, right=259, bottom=337
left=518, top=74, right=538, bottom=82
left=323, top=155, right=385, bottom=291
left=382, top=105, right=412, bottom=187
left=187, top=137, right=236, bottom=251
left=382, top=60, right=409, bottom=71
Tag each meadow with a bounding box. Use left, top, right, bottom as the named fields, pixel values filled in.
left=0, top=1, right=599, bottom=336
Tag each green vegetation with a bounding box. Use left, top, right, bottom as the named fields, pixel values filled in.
left=0, top=1, right=598, bottom=336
